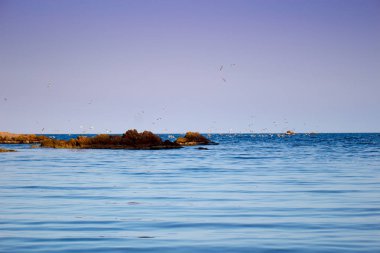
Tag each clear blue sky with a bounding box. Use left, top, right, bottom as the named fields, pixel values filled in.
left=1, top=0, right=379, bottom=133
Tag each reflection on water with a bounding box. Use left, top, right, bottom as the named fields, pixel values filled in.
left=1, top=133, right=380, bottom=252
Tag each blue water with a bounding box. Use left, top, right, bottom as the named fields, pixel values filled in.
left=1, top=133, right=380, bottom=253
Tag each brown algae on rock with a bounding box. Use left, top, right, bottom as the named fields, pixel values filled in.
left=175, top=132, right=218, bottom=146
left=40, top=129, right=181, bottom=150
left=2, top=130, right=218, bottom=150
left=0, top=132, right=49, bottom=144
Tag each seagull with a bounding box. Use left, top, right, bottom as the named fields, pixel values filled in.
left=219, top=65, right=223, bottom=71
left=3, top=98, right=7, bottom=102
left=222, top=77, right=226, bottom=82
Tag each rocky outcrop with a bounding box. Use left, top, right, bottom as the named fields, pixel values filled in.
left=0, top=132, right=49, bottom=144
left=40, top=129, right=182, bottom=150
left=2, top=130, right=218, bottom=149
left=285, top=130, right=295, bottom=135
left=175, top=132, right=217, bottom=146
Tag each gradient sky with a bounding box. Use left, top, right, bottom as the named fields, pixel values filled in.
left=1, top=0, right=379, bottom=133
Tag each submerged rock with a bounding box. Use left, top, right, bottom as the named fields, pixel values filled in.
left=40, top=129, right=181, bottom=150
left=0, top=132, right=49, bottom=144
left=175, top=132, right=217, bottom=146
left=0, top=148, right=16, bottom=152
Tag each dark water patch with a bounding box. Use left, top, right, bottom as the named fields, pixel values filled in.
left=146, top=221, right=380, bottom=231
left=13, top=186, right=115, bottom=191
left=229, top=156, right=283, bottom=160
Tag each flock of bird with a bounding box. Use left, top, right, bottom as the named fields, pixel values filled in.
left=2, top=65, right=313, bottom=134
left=219, top=63, right=236, bottom=83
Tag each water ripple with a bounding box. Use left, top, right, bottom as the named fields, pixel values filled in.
left=1, top=133, right=380, bottom=252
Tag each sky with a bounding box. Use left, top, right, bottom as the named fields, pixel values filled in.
left=1, top=0, right=379, bottom=134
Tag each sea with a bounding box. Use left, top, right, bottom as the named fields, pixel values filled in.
left=1, top=133, right=380, bottom=253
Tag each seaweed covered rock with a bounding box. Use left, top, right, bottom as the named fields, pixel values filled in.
left=40, top=129, right=181, bottom=150
left=0, top=132, right=49, bottom=144
left=122, top=129, right=162, bottom=146
left=175, top=132, right=217, bottom=146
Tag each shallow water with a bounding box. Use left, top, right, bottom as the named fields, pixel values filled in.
left=1, top=133, right=380, bottom=253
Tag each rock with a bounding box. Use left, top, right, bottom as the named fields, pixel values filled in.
left=0, top=132, right=49, bottom=144
left=40, top=129, right=182, bottom=150
left=197, top=147, right=209, bottom=150
left=285, top=130, right=295, bottom=135
left=175, top=132, right=217, bottom=146
left=0, top=148, right=16, bottom=152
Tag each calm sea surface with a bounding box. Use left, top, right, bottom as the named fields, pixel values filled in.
left=1, top=133, right=380, bottom=253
